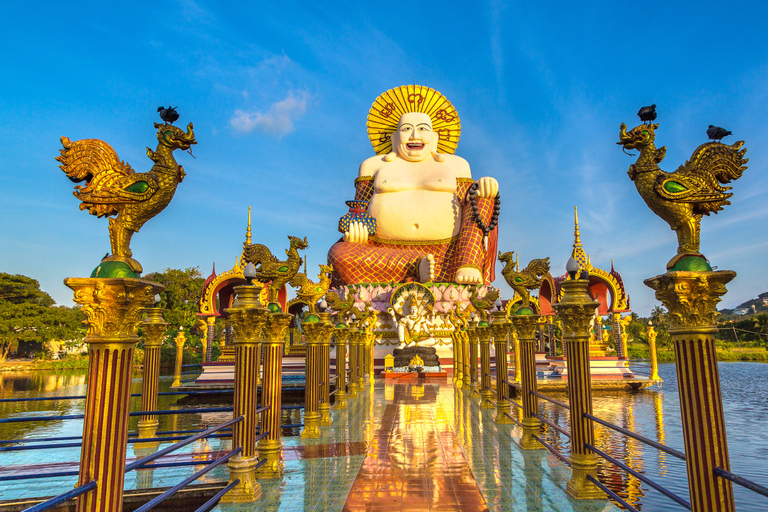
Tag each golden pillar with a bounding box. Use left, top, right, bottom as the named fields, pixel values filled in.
left=512, top=329, right=522, bottom=384
left=467, top=323, right=480, bottom=396
left=645, top=270, right=736, bottom=512
left=453, top=331, right=464, bottom=385
left=333, top=324, right=348, bottom=409
left=255, top=310, right=291, bottom=478
left=137, top=306, right=167, bottom=443
left=302, top=321, right=325, bottom=439
left=222, top=284, right=267, bottom=503
left=65, top=277, right=162, bottom=512
left=203, top=316, right=215, bottom=363
left=491, top=312, right=514, bottom=424
left=646, top=323, right=662, bottom=383
left=355, top=329, right=365, bottom=389
left=171, top=329, right=186, bottom=387
left=554, top=277, right=603, bottom=500
left=318, top=313, right=333, bottom=427
left=461, top=330, right=471, bottom=390
left=510, top=314, right=542, bottom=450
left=368, top=331, right=375, bottom=382
left=347, top=328, right=359, bottom=398
left=477, top=323, right=494, bottom=409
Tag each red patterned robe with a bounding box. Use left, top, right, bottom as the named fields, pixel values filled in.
left=328, top=177, right=498, bottom=286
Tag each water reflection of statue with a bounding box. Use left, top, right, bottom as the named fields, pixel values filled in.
left=328, top=85, right=499, bottom=286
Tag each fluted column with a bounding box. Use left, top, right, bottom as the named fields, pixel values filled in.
left=491, top=311, right=513, bottom=424
left=137, top=307, right=167, bottom=444
left=333, top=324, right=348, bottom=409
left=453, top=330, right=463, bottom=385
left=511, top=329, right=522, bottom=383
left=205, top=316, right=215, bottom=363
left=171, top=329, right=186, bottom=387
left=554, top=277, right=602, bottom=499
left=255, top=310, right=291, bottom=478
left=646, top=323, right=662, bottom=383
left=318, top=313, right=333, bottom=426
left=347, top=328, right=359, bottom=398
left=477, top=323, right=494, bottom=409
left=222, top=284, right=267, bottom=502
left=355, top=330, right=365, bottom=389
left=645, top=270, right=736, bottom=512
left=461, top=330, right=471, bottom=390
left=467, top=324, right=479, bottom=396
left=611, top=312, right=625, bottom=359
left=510, top=313, right=542, bottom=450
left=302, top=321, right=324, bottom=438
left=65, top=278, right=161, bottom=512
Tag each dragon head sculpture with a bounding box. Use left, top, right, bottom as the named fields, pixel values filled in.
left=154, top=122, right=196, bottom=151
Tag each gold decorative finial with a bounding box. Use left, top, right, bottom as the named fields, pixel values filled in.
left=618, top=120, right=748, bottom=269
left=499, top=252, right=551, bottom=311
left=242, top=236, right=308, bottom=304
left=245, top=206, right=252, bottom=246
left=571, top=206, right=588, bottom=270
left=58, top=121, right=196, bottom=274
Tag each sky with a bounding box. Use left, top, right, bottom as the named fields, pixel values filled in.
left=1, top=1, right=767, bottom=317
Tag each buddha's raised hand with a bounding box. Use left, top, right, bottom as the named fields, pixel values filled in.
left=475, top=177, right=499, bottom=198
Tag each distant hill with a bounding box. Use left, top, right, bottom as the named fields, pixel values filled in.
left=719, top=291, right=768, bottom=317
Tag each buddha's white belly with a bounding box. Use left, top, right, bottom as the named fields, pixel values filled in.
left=368, top=190, right=461, bottom=241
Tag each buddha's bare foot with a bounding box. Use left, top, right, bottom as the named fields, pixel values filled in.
left=455, top=267, right=482, bottom=284
left=418, top=254, right=435, bottom=282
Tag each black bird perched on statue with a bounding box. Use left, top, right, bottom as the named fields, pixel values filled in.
left=157, top=106, right=180, bottom=124
left=637, top=104, right=657, bottom=123
left=707, top=125, right=732, bottom=142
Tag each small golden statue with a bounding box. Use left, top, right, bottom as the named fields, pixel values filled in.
left=499, top=252, right=550, bottom=312
left=242, top=235, right=307, bottom=306
left=468, top=285, right=500, bottom=322
left=289, top=264, right=334, bottom=314
left=409, top=354, right=425, bottom=367
left=618, top=119, right=747, bottom=270
left=57, top=120, right=196, bottom=274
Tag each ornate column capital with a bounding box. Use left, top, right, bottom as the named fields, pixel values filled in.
left=142, top=307, right=167, bottom=348
left=65, top=278, right=163, bottom=339
left=644, top=270, right=735, bottom=331
left=510, top=314, right=539, bottom=340
left=226, top=285, right=269, bottom=345
left=263, top=312, right=292, bottom=343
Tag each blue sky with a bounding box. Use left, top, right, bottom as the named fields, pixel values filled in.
left=1, top=1, right=767, bottom=317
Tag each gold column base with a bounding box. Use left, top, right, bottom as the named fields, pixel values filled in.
left=566, top=453, right=603, bottom=500
left=136, top=419, right=159, bottom=448
left=301, top=412, right=322, bottom=439
left=334, top=389, right=348, bottom=410
left=495, top=400, right=514, bottom=424
left=347, top=382, right=359, bottom=398
left=357, top=376, right=365, bottom=389
left=221, top=455, right=263, bottom=503
left=217, top=346, right=236, bottom=363
left=519, top=418, right=543, bottom=450
left=469, top=382, right=480, bottom=398
left=319, top=403, right=332, bottom=426
left=255, top=439, right=283, bottom=478
left=480, top=390, right=495, bottom=409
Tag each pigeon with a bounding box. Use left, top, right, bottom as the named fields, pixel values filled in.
left=637, top=104, right=657, bottom=123
left=707, top=125, right=732, bottom=142
left=157, top=106, right=180, bottom=124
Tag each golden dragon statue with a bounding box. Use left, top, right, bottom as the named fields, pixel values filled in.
left=468, top=286, right=500, bottom=323
left=57, top=121, right=196, bottom=274
left=289, top=264, right=334, bottom=314
left=242, top=235, right=308, bottom=305
left=618, top=121, right=748, bottom=269
left=499, top=252, right=550, bottom=312
left=325, top=289, right=371, bottom=322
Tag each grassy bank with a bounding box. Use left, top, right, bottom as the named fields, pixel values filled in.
left=628, top=342, right=768, bottom=362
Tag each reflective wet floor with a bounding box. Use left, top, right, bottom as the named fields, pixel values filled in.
left=215, top=378, right=618, bottom=512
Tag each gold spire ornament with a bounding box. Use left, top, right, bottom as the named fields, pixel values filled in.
left=58, top=120, right=196, bottom=274
left=367, top=85, right=461, bottom=155
left=618, top=121, right=747, bottom=270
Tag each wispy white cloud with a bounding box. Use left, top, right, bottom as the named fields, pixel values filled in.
left=230, top=91, right=309, bottom=137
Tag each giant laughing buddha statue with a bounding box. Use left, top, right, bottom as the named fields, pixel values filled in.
left=328, top=85, right=500, bottom=287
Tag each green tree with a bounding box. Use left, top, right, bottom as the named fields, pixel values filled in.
left=143, top=267, right=206, bottom=334
left=0, top=273, right=86, bottom=361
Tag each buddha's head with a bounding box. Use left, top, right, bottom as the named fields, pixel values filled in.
left=391, top=112, right=439, bottom=162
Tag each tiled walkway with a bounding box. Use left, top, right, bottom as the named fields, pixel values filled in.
left=217, top=378, right=618, bottom=511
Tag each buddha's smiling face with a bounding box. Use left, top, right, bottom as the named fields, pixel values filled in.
left=394, top=112, right=438, bottom=162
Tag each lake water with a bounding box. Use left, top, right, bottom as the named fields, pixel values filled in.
left=1, top=363, right=767, bottom=510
